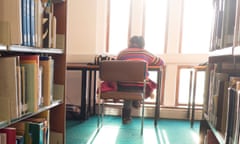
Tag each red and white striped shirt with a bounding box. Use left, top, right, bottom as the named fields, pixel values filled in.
left=117, top=47, right=164, bottom=66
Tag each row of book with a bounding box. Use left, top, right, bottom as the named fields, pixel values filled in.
left=22, top=0, right=57, bottom=48
left=0, top=117, right=62, bottom=144
left=210, top=0, right=238, bottom=50
left=204, top=62, right=240, bottom=144
left=1, top=117, right=48, bottom=144
left=0, top=0, right=56, bottom=48
left=0, top=55, right=54, bottom=122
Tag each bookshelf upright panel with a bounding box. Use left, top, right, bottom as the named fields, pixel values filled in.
left=0, top=0, right=67, bottom=143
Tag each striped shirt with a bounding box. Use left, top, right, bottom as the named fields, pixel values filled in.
left=117, top=48, right=164, bottom=66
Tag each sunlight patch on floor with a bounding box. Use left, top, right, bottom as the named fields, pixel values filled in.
left=87, top=125, right=174, bottom=144
left=162, top=129, right=170, bottom=144
left=90, top=126, right=120, bottom=144
left=191, top=130, right=200, bottom=144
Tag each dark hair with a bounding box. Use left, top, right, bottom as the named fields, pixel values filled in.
left=129, top=36, right=145, bottom=48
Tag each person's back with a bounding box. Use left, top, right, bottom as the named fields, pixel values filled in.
left=117, top=36, right=164, bottom=66
left=116, top=36, right=164, bottom=124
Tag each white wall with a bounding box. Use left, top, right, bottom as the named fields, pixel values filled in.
left=67, top=0, right=99, bottom=63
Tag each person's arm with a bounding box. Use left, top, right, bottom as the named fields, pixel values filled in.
left=144, top=50, right=164, bottom=66
left=150, top=56, right=164, bottom=66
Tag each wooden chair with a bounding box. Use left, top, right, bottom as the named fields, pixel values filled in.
left=97, top=60, right=147, bottom=136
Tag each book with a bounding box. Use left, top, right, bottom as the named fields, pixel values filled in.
left=0, top=133, right=7, bottom=144
left=207, top=63, right=219, bottom=126
left=214, top=73, right=228, bottom=132
left=33, top=111, right=50, bottom=144
left=34, top=0, right=44, bottom=48
left=25, top=122, right=44, bottom=144
left=13, top=118, right=48, bottom=144
left=16, top=62, right=23, bottom=118
left=0, top=0, right=22, bottom=45
left=25, top=117, right=48, bottom=144
left=203, top=64, right=211, bottom=114
left=20, top=55, right=39, bottom=112
left=0, top=97, right=10, bottom=122
left=225, top=87, right=236, bottom=143
left=38, top=66, right=43, bottom=107
left=21, top=0, right=28, bottom=46
left=30, top=0, right=36, bottom=47
left=232, top=81, right=240, bottom=144
left=0, top=56, right=19, bottom=120
left=51, top=16, right=57, bottom=48
left=16, top=135, right=24, bottom=144
left=221, top=0, right=236, bottom=47
left=40, top=56, right=54, bottom=106
left=0, top=127, right=17, bottom=144
left=228, top=76, right=240, bottom=144
left=20, top=66, right=28, bottom=114
left=0, top=21, right=11, bottom=45
left=26, top=0, right=31, bottom=46
left=220, top=77, right=230, bottom=136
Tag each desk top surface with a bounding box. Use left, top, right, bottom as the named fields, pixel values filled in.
left=67, top=63, right=164, bottom=70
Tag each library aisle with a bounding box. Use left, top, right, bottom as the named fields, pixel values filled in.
left=66, top=116, right=200, bottom=144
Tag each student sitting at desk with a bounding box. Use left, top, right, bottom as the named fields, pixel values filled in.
left=116, top=35, right=165, bottom=124
left=99, top=36, right=164, bottom=124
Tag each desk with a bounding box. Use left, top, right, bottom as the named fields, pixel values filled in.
left=188, top=65, right=206, bottom=128
left=67, top=63, right=163, bottom=126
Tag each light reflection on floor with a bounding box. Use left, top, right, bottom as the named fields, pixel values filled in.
left=67, top=116, right=200, bottom=144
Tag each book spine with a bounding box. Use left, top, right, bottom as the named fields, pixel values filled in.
left=0, top=128, right=17, bottom=144
left=21, top=0, right=27, bottom=46
left=26, top=0, right=31, bottom=46
left=30, top=0, right=36, bottom=47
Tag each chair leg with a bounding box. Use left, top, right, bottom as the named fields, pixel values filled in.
left=97, top=101, right=101, bottom=129
left=141, top=99, right=144, bottom=136
left=97, top=100, right=105, bottom=129
left=101, top=101, right=105, bottom=126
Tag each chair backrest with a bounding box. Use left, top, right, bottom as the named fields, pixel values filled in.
left=99, top=60, right=147, bottom=82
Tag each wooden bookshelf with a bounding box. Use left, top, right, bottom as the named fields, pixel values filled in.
left=0, top=0, right=67, bottom=143
left=203, top=113, right=225, bottom=144
left=200, top=0, right=240, bottom=143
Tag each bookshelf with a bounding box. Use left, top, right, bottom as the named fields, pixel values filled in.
left=199, top=0, right=240, bottom=143
left=0, top=0, right=66, bottom=143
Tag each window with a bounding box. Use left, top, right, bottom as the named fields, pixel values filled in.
left=144, top=0, right=168, bottom=54
left=107, top=0, right=131, bottom=55
left=181, top=0, right=213, bottom=54
left=177, top=67, right=205, bottom=105
left=107, top=0, right=168, bottom=55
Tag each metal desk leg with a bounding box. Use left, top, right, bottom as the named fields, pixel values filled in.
left=88, top=70, right=92, bottom=116
left=187, top=71, right=193, bottom=119
left=191, top=70, right=197, bottom=128
left=80, top=69, right=88, bottom=120
left=154, top=69, right=162, bottom=126
left=93, top=70, right=97, bottom=114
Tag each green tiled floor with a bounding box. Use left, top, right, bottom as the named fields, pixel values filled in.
left=66, top=116, right=200, bottom=144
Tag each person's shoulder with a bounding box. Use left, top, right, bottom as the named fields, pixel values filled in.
left=118, top=48, right=128, bottom=54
